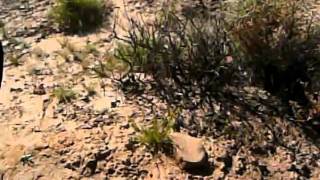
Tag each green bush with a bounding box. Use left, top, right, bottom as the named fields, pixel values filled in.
left=49, top=0, right=106, bottom=32
left=224, top=0, right=320, bottom=99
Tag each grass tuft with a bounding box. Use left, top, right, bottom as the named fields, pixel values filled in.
left=131, top=109, right=179, bottom=155
left=52, top=86, right=77, bottom=103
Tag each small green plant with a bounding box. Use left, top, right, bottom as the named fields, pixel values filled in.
left=0, top=20, right=6, bottom=39
left=131, top=109, right=179, bottom=155
left=84, top=42, right=99, bottom=56
left=49, top=0, right=106, bottom=32
left=0, top=20, right=4, bottom=29
left=8, top=54, right=22, bottom=67
left=52, top=86, right=77, bottom=103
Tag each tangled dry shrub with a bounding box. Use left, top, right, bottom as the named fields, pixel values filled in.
left=114, top=5, right=237, bottom=105
left=224, top=0, right=320, bottom=103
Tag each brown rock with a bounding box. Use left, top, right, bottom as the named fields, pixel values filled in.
left=33, top=84, right=46, bottom=95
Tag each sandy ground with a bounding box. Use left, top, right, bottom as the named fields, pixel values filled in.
left=0, top=0, right=320, bottom=179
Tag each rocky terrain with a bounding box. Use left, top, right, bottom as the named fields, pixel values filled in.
left=0, top=0, right=320, bottom=179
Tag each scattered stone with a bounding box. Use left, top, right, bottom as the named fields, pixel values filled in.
left=34, top=142, right=49, bottom=151
left=81, top=159, right=97, bottom=177
left=64, top=156, right=82, bottom=171
left=10, top=87, right=23, bottom=93
left=111, top=101, right=117, bottom=108
left=33, top=84, right=46, bottom=95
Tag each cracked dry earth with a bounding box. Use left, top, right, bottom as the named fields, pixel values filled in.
left=1, top=0, right=320, bottom=179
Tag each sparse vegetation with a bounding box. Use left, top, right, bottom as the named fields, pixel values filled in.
left=56, top=49, right=72, bottom=62
left=0, top=20, right=4, bottom=29
left=131, top=109, right=179, bottom=155
left=83, top=82, right=97, bottom=97
left=224, top=0, right=320, bottom=104
left=115, top=4, right=237, bottom=105
left=8, top=54, right=23, bottom=67
left=58, top=38, right=78, bottom=53
left=103, top=54, right=128, bottom=74
left=90, top=60, right=110, bottom=78
left=57, top=38, right=92, bottom=63
left=52, top=86, right=77, bottom=103
left=84, top=42, right=99, bottom=56
left=49, top=0, right=107, bottom=32
left=0, top=20, right=6, bottom=38
left=2, top=0, right=320, bottom=178
left=90, top=54, right=128, bottom=79
left=27, top=67, right=42, bottom=76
